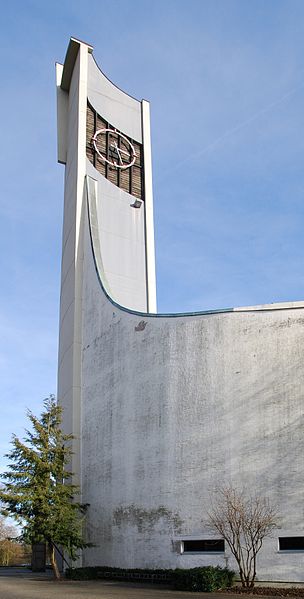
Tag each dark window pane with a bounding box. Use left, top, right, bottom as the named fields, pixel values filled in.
left=183, top=539, right=224, bottom=553
left=279, top=537, right=304, bottom=551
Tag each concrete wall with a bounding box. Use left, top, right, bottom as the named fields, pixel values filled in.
left=86, top=158, right=147, bottom=312
left=57, top=44, right=88, bottom=487
left=81, top=184, right=304, bottom=580
left=86, top=53, right=156, bottom=312
left=87, top=54, right=142, bottom=143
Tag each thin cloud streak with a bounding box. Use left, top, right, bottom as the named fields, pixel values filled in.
left=158, top=80, right=304, bottom=181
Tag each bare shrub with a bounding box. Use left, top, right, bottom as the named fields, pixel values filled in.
left=207, top=487, right=278, bottom=588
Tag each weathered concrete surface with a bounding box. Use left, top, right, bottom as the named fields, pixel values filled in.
left=80, top=196, right=304, bottom=580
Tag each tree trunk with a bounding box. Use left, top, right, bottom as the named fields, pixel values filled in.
left=239, top=568, right=246, bottom=587
left=49, top=543, right=61, bottom=580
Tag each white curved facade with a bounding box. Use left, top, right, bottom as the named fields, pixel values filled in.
left=57, top=38, right=304, bottom=581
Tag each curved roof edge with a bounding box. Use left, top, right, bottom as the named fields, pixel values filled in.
left=90, top=53, right=141, bottom=103
left=60, top=37, right=141, bottom=103
left=86, top=176, right=304, bottom=319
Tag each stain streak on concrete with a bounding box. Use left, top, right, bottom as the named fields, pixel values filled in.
left=113, top=504, right=183, bottom=533
left=135, top=321, right=147, bottom=332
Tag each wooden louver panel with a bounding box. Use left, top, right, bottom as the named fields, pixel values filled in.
left=86, top=103, right=144, bottom=200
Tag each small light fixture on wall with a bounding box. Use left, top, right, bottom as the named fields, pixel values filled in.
left=130, top=199, right=142, bottom=209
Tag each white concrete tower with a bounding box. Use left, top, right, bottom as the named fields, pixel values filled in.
left=56, top=37, right=156, bottom=486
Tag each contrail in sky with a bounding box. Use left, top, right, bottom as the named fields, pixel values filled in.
left=158, top=81, right=304, bottom=180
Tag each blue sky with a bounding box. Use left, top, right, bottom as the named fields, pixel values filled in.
left=1, top=0, right=304, bottom=469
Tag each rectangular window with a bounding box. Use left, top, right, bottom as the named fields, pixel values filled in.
left=279, top=537, right=304, bottom=551
left=183, top=539, right=225, bottom=553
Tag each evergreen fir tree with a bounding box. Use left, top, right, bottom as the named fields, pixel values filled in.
left=0, top=396, right=90, bottom=578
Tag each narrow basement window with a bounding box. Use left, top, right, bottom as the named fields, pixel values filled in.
left=183, top=539, right=225, bottom=553
left=279, top=537, right=304, bottom=551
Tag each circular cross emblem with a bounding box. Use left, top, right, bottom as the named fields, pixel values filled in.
left=92, top=129, right=136, bottom=170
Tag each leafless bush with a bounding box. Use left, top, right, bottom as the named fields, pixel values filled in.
left=207, top=487, right=278, bottom=588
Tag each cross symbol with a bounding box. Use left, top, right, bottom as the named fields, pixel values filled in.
left=109, top=140, right=130, bottom=166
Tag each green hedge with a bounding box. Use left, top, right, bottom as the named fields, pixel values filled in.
left=173, top=566, right=235, bottom=592
left=66, top=565, right=235, bottom=591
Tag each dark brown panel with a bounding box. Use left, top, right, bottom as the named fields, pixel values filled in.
left=120, top=168, right=130, bottom=194
left=96, top=115, right=107, bottom=130
left=95, top=156, right=106, bottom=177
left=86, top=146, right=95, bottom=163
left=133, top=142, right=142, bottom=167
left=95, top=129, right=107, bottom=158
left=108, top=165, right=118, bottom=187
left=132, top=166, right=142, bottom=199
left=86, top=105, right=95, bottom=138
left=86, top=101, right=144, bottom=200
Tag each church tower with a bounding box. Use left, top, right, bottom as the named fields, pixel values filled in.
left=56, top=37, right=156, bottom=490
